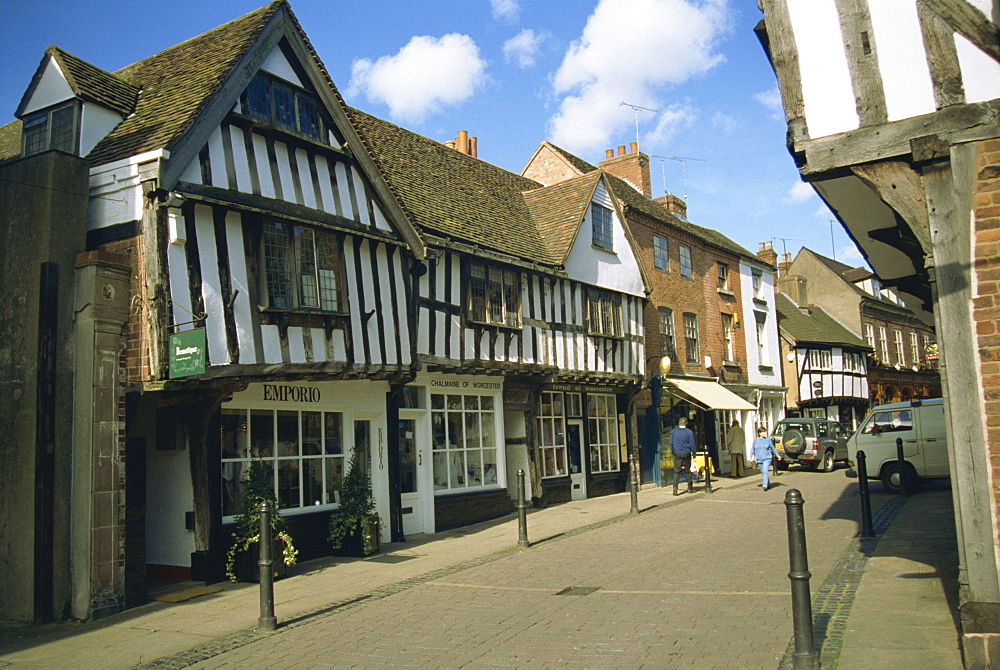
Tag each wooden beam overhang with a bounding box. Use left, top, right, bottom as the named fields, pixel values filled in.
left=794, top=99, right=1000, bottom=177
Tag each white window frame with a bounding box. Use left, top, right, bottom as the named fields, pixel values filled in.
left=430, top=392, right=499, bottom=492
left=658, top=307, right=675, bottom=358
left=755, top=312, right=767, bottom=365
left=909, top=332, right=920, bottom=364
left=865, top=323, right=875, bottom=349
left=538, top=392, right=567, bottom=478
left=721, top=313, right=734, bottom=362
left=220, top=406, right=346, bottom=521
left=587, top=394, right=620, bottom=473
left=717, top=262, right=729, bottom=291
left=751, top=269, right=763, bottom=297
left=653, top=235, right=668, bottom=270
left=893, top=329, right=905, bottom=364
left=679, top=245, right=693, bottom=278
left=878, top=326, right=889, bottom=362
left=683, top=312, right=699, bottom=363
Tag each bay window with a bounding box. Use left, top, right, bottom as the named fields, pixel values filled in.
left=431, top=393, right=498, bottom=491
left=469, top=262, right=521, bottom=327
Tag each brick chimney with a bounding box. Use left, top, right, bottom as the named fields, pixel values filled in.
left=599, top=141, right=651, bottom=196
left=778, top=275, right=808, bottom=305
left=778, top=251, right=792, bottom=278
left=654, top=193, right=687, bottom=220
left=757, top=241, right=777, bottom=267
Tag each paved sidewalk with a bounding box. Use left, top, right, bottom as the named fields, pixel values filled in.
left=0, top=470, right=963, bottom=668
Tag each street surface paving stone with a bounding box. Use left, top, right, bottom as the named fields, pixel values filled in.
left=0, top=469, right=962, bottom=669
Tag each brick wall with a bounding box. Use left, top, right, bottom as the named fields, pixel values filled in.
left=96, top=236, right=150, bottom=384
left=973, top=139, right=1000, bottom=506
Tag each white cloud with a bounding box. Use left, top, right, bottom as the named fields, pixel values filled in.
left=838, top=244, right=863, bottom=263
left=754, top=87, right=784, bottom=121
left=548, top=0, right=729, bottom=154
left=710, top=111, right=737, bottom=134
left=491, top=0, right=520, bottom=21
left=347, top=34, right=487, bottom=123
left=782, top=181, right=815, bottom=203
left=646, top=103, right=698, bottom=145
left=504, top=29, right=547, bottom=68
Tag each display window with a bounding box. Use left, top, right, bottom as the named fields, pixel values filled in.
left=220, top=407, right=345, bottom=519
left=430, top=392, right=499, bottom=491
left=587, top=394, right=619, bottom=473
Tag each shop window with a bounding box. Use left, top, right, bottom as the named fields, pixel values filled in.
left=566, top=392, right=583, bottom=417
left=591, top=203, right=614, bottom=251
left=653, top=236, right=668, bottom=270
left=537, top=391, right=567, bottom=478
left=220, top=407, right=345, bottom=518
left=587, top=394, right=619, bottom=473
left=468, top=262, right=521, bottom=327
left=588, top=289, right=623, bottom=337
left=261, top=221, right=341, bottom=311
left=244, top=73, right=325, bottom=143
left=431, top=393, right=498, bottom=491
left=22, top=101, right=78, bottom=156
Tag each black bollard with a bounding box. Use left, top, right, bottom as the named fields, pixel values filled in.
left=258, top=500, right=277, bottom=632
left=784, top=489, right=818, bottom=669
left=516, top=468, right=529, bottom=548
left=895, top=437, right=910, bottom=496
left=856, top=450, right=874, bottom=539
left=704, top=453, right=713, bottom=493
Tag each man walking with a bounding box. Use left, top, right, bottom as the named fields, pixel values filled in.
left=670, top=417, right=697, bottom=496
left=726, top=419, right=745, bottom=478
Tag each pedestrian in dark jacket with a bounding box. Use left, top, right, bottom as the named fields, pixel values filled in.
left=750, top=426, right=782, bottom=491
left=670, top=417, right=697, bottom=496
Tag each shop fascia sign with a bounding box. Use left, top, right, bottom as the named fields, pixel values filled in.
left=168, top=328, right=206, bottom=378
left=548, top=384, right=619, bottom=394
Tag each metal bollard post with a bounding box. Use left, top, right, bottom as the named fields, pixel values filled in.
left=704, top=453, right=713, bottom=493
left=516, top=469, right=530, bottom=548
left=856, top=451, right=874, bottom=539
left=895, top=437, right=910, bottom=496
left=258, top=500, right=277, bottom=632
left=784, top=489, right=818, bottom=669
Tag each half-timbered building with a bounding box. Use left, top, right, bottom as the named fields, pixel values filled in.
left=756, top=1, right=999, bottom=657
left=2, top=1, right=430, bottom=620
left=775, top=293, right=871, bottom=424
left=348, top=111, right=648, bottom=517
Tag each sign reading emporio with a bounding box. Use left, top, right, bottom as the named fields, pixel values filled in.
left=168, top=328, right=206, bottom=378
left=262, top=384, right=322, bottom=403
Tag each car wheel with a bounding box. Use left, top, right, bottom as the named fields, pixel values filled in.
left=880, top=462, right=922, bottom=494
left=781, top=429, right=806, bottom=456
left=821, top=450, right=835, bottom=473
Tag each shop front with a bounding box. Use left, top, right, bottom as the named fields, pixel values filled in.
left=398, top=374, right=513, bottom=533
left=656, top=377, right=756, bottom=482
left=535, top=383, right=631, bottom=505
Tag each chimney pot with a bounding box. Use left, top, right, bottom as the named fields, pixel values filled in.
left=617, top=145, right=626, bottom=156
left=605, top=149, right=615, bottom=160
left=468, top=136, right=478, bottom=158
left=629, top=141, right=638, bottom=154
left=456, top=130, right=469, bottom=155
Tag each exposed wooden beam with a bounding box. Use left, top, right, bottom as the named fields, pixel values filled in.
left=755, top=1, right=808, bottom=138
left=851, top=161, right=931, bottom=249
left=921, top=0, right=1000, bottom=64
left=835, top=0, right=888, bottom=126
left=796, top=99, right=1000, bottom=175
left=918, top=0, right=966, bottom=109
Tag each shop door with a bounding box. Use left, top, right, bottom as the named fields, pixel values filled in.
left=567, top=420, right=586, bottom=500
left=398, top=417, right=430, bottom=535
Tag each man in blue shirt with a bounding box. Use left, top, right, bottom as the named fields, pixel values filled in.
left=670, top=417, right=697, bottom=496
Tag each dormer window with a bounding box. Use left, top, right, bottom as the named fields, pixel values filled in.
left=22, top=102, right=78, bottom=156
left=243, top=73, right=324, bottom=143
left=591, top=203, right=614, bottom=251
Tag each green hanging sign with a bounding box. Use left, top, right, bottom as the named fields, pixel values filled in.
left=169, top=328, right=206, bottom=378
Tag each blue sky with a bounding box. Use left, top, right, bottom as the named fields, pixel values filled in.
left=0, top=0, right=863, bottom=265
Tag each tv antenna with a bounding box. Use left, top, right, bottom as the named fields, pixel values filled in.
left=650, top=154, right=705, bottom=201
left=773, top=236, right=805, bottom=256
left=619, top=101, right=657, bottom=150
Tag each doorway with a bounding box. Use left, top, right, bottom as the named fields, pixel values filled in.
left=398, top=415, right=431, bottom=535
left=567, top=419, right=586, bottom=500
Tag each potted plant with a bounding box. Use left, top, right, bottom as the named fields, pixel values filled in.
left=328, top=448, right=381, bottom=556
left=225, top=459, right=298, bottom=582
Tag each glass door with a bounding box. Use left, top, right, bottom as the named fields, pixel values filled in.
left=398, top=417, right=427, bottom=535
left=567, top=420, right=586, bottom=500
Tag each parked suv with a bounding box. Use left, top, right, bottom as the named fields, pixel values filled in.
left=771, top=418, right=850, bottom=472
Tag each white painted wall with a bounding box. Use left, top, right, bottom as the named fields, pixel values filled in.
left=21, top=58, right=73, bottom=114
left=740, top=260, right=781, bottom=387
left=80, top=103, right=123, bottom=157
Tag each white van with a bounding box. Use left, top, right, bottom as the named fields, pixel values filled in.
left=848, top=398, right=949, bottom=493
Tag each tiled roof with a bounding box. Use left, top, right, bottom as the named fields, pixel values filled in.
left=346, top=107, right=557, bottom=265
left=798, top=248, right=909, bottom=312
left=0, top=120, right=22, bottom=163
left=544, top=141, right=598, bottom=175
left=45, top=47, right=139, bottom=116
left=86, top=1, right=282, bottom=165
left=523, top=171, right=602, bottom=262
left=776, top=293, right=868, bottom=349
